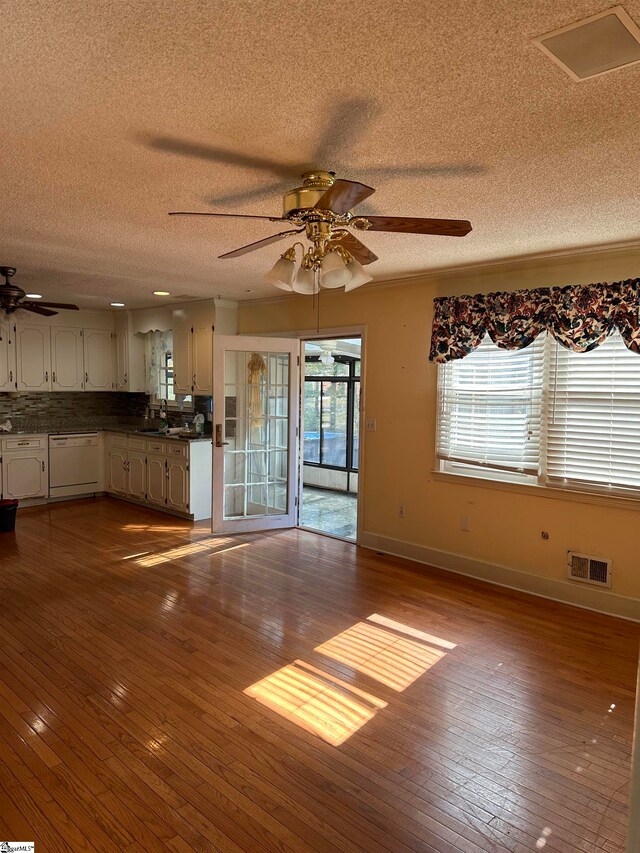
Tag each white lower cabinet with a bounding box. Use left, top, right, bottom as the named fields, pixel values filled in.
left=1, top=436, right=48, bottom=499
left=166, top=459, right=189, bottom=513
left=127, top=450, right=147, bottom=501
left=146, top=455, right=166, bottom=506
left=105, top=433, right=211, bottom=519
left=108, top=446, right=128, bottom=494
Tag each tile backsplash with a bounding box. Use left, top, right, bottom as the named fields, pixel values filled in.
left=0, top=392, right=213, bottom=434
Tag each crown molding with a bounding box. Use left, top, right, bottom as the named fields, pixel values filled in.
left=240, top=237, right=640, bottom=306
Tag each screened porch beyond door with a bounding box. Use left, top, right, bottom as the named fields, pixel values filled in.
left=300, top=337, right=360, bottom=541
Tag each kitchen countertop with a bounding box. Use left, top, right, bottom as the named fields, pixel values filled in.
left=1, top=428, right=212, bottom=443
left=104, top=428, right=212, bottom=443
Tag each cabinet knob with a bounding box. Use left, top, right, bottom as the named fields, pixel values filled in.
left=45, top=371, right=48, bottom=382
left=41, top=460, right=45, bottom=472
left=52, top=371, right=56, bottom=383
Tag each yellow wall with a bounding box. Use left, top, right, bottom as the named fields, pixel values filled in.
left=238, top=246, right=640, bottom=618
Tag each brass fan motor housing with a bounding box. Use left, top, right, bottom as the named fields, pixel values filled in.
left=282, top=170, right=336, bottom=216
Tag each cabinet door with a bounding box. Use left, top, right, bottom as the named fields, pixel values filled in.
left=172, top=326, right=192, bottom=395
left=115, top=329, right=129, bottom=390
left=84, top=328, right=114, bottom=391
left=16, top=324, right=51, bottom=391
left=108, top=449, right=127, bottom=494
left=3, top=451, right=48, bottom=499
left=127, top=450, right=146, bottom=500
left=51, top=327, right=84, bottom=391
left=192, top=325, right=213, bottom=395
left=0, top=320, right=16, bottom=391
left=166, top=458, right=189, bottom=513
left=146, top=454, right=166, bottom=505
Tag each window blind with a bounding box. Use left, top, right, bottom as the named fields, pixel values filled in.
left=546, top=331, right=640, bottom=492
left=437, top=334, right=544, bottom=474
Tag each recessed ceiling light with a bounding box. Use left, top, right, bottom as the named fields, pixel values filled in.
left=26, top=293, right=42, bottom=299
left=153, top=291, right=170, bottom=296
left=111, top=302, right=125, bottom=307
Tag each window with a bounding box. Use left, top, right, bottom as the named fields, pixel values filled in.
left=303, top=356, right=360, bottom=472
left=437, top=331, right=640, bottom=498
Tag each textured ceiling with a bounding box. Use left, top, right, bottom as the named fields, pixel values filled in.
left=2, top=0, right=640, bottom=308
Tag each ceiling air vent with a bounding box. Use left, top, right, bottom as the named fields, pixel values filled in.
left=567, top=551, right=612, bottom=587
left=533, top=6, right=640, bottom=81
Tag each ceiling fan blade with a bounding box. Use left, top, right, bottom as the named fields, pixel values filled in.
left=145, top=135, right=294, bottom=178
left=361, top=216, right=472, bottom=237
left=169, top=211, right=286, bottom=222
left=35, top=301, right=80, bottom=310
left=332, top=232, right=378, bottom=265
left=360, top=163, right=485, bottom=179
left=208, top=179, right=292, bottom=207
left=312, top=97, right=382, bottom=166
left=21, top=304, right=57, bottom=317
left=314, top=179, right=375, bottom=215
left=219, top=229, right=304, bottom=259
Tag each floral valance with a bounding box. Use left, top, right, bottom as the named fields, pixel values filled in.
left=429, top=279, right=640, bottom=363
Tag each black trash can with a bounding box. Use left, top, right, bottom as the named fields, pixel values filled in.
left=0, top=499, right=18, bottom=532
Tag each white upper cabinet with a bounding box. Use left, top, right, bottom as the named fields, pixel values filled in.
left=16, top=324, right=51, bottom=391
left=115, top=329, right=129, bottom=390
left=0, top=319, right=16, bottom=392
left=172, top=326, right=192, bottom=395
left=84, top=328, right=114, bottom=391
left=192, top=325, right=213, bottom=395
left=51, top=327, right=84, bottom=391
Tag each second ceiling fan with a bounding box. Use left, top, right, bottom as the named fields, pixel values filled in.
left=170, top=170, right=472, bottom=294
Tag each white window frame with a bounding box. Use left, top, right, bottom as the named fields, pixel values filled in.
left=436, top=331, right=640, bottom=504
left=151, top=350, right=194, bottom=411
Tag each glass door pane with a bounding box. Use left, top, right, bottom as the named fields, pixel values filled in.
left=213, top=336, right=299, bottom=534
left=223, top=350, right=289, bottom=519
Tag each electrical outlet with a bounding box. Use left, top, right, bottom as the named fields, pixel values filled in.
left=461, top=516, right=470, bottom=532
left=365, top=418, right=376, bottom=432
left=399, top=504, right=406, bottom=518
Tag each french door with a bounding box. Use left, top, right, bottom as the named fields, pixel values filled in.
left=212, top=335, right=300, bottom=534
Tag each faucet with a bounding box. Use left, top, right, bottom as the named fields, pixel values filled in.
left=159, top=400, right=168, bottom=433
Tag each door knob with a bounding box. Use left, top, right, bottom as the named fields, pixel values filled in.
left=215, top=424, right=229, bottom=447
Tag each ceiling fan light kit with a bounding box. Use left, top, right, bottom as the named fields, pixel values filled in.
left=264, top=251, right=297, bottom=290
left=170, top=169, right=472, bottom=296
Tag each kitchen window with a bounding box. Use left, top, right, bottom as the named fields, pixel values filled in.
left=436, top=331, right=640, bottom=499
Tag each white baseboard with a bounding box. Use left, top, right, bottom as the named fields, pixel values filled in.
left=359, top=532, right=640, bottom=623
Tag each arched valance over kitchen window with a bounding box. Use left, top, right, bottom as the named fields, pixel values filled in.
left=429, top=278, right=640, bottom=363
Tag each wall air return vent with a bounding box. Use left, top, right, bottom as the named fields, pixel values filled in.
left=567, top=551, right=612, bottom=587
left=533, top=6, right=640, bottom=81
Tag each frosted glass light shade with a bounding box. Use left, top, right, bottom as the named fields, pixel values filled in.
left=320, top=251, right=352, bottom=289
left=344, top=259, right=373, bottom=292
left=264, top=256, right=295, bottom=290
left=292, top=266, right=318, bottom=294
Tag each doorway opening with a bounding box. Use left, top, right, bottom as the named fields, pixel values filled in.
left=300, top=337, right=360, bottom=541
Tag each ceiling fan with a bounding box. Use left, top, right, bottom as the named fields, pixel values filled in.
left=0, top=267, right=80, bottom=316
left=169, top=170, right=472, bottom=294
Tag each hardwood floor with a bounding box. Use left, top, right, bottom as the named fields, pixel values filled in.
left=0, top=497, right=638, bottom=852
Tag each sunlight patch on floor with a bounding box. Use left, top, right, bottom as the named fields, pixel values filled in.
left=134, top=537, right=245, bottom=567
left=122, top=524, right=191, bottom=532
left=315, top=621, right=447, bottom=691
left=367, top=613, right=457, bottom=650
left=244, top=660, right=386, bottom=747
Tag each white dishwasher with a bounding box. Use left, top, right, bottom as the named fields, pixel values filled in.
left=49, top=433, right=100, bottom=498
